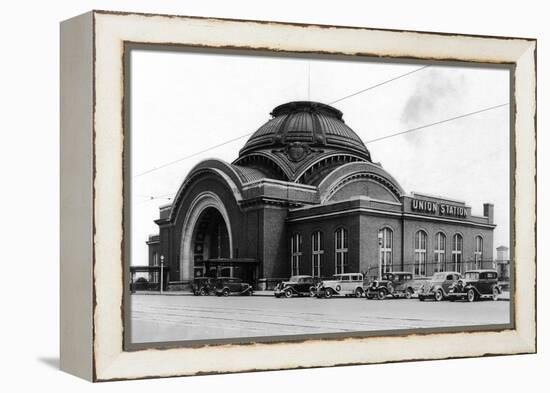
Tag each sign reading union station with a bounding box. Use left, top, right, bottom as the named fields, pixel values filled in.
left=411, top=198, right=467, bottom=218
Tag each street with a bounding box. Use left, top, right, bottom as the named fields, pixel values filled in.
left=130, top=294, right=510, bottom=344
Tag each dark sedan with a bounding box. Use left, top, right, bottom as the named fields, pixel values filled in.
left=214, top=277, right=254, bottom=296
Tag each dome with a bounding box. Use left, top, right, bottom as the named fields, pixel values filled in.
left=239, top=101, right=371, bottom=160
left=233, top=101, right=372, bottom=184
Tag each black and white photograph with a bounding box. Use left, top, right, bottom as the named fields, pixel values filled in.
left=126, top=48, right=512, bottom=346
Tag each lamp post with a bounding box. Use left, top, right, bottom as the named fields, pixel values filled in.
left=160, top=255, right=165, bottom=294
left=378, top=232, right=383, bottom=281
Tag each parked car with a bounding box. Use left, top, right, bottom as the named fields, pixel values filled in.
left=214, top=277, right=254, bottom=296
left=315, top=273, right=365, bottom=298
left=447, top=269, right=501, bottom=302
left=191, top=277, right=217, bottom=296
left=365, top=272, right=415, bottom=300
left=418, top=272, right=461, bottom=301
left=274, top=275, right=316, bottom=298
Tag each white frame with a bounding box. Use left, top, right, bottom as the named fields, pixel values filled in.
left=60, top=10, right=536, bottom=381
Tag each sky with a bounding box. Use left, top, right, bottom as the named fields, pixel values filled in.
left=130, top=49, right=510, bottom=267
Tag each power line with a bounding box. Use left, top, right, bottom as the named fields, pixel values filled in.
left=134, top=65, right=429, bottom=178
left=364, top=103, right=509, bottom=145
left=134, top=131, right=254, bottom=178
left=328, top=65, right=430, bottom=105
left=139, top=103, right=508, bottom=202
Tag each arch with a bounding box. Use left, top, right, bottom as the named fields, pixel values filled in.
left=318, top=162, right=404, bottom=203
left=169, top=159, right=244, bottom=222
left=232, top=152, right=292, bottom=181
left=179, top=192, right=233, bottom=281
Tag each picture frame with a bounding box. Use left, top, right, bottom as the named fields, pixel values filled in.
left=60, top=10, right=536, bottom=381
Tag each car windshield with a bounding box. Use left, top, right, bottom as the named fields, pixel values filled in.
left=332, top=275, right=341, bottom=280
left=433, top=273, right=446, bottom=280
left=464, top=272, right=480, bottom=280
left=289, top=276, right=300, bottom=282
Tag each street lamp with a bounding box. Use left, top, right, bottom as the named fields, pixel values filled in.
left=378, top=232, right=383, bottom=280
left=160, top=255, right=165, bottom=294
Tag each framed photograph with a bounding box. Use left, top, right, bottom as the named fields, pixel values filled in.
left=60, top=10, right=536, bottom=381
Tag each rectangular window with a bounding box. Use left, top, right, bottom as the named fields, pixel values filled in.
left=434, top=233, right=446, bottom=272
left=311, top=231, right=324, bottom=278
left=474, top=236, right=483, bottom=268
left=414, top=231, right=427, bottom=276
left=452, top=234, right=463, bottom=272
left=379, top=228, right=393, bottom=273
left=335, top=228, right=348, bottom=274
left=291, top=233, right=302, bottom=276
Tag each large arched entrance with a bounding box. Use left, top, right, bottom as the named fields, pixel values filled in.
left=191, top=207, right=231, bottom=277
left=179, top=192, right=233, bottom=281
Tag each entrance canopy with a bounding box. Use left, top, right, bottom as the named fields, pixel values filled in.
left=197, top=258, right=259, bottom=284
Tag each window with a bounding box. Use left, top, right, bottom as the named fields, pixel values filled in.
left=311, top=231, right=324, bottom=278
left=151, top=252, right=159, bottom=283
left=335, top=227, right=348, bottom=274
left=414, top=230, right=427, bottom=276
left=290, top=233, right=302, bottom=275
left=474, top=235, right=483, bottom=267
left=452, top=234, right=463, bottom=272
left=434, top=232, right=446, bottom=272
left=379, top=227, right=393, bottom=273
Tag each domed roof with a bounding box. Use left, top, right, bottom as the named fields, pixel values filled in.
left=238, top=101, right=371, bottom=161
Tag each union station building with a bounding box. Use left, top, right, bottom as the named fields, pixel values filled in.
left=146, top=101, right=495, bottom=287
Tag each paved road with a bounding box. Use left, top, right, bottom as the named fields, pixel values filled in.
left=130, top=294, right=510, bottom=344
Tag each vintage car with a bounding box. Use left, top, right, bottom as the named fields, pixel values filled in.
left=365, top=271, right=415, bottom=300
left=447, top=269, right=501, bottom=302
left=315, top=273, right=365, bottom=298
left=274, top=275, right=316, bottom=298
left=191, top=277, right=217, bottom=296
left=214, top=277, right=254, bottom=296
left=418, top=272, right=461, bottom=301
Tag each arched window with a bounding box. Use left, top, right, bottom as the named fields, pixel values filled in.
left=290, top=233, right=302, bottom=275
left=334, top=228, right=348, bottom=274
left=311, top=231, right=324, bottom=278
left=452, top=234, right=463, bottom=272
left=379, top=227, right=393, bottom=273
left=414, top=230, right=427, bottom=276
left=474, top=235, right=483, bottom=267
left=434, top=232, right=446, bottom=273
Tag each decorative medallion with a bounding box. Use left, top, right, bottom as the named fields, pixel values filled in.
left=282, top=142, right=312, bottom=162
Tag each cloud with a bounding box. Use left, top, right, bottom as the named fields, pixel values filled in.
left=399, top=69, right=467, bottom=144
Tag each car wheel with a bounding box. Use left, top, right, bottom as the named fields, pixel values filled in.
left=354, top=288, right=363, bottom=298
left=405, top=288, right=414, bottom=299
left=199, top=288, right=207, bottom=296
left=449, top=297, right=455, bottom=302
left=492, top=287, right=499, bottom=301
left=377, top=290, right=387, bottom=300
left=309, top=288, right=316, bottom=297
left=284, top=289, right=293, bottom=298
left=365, top=293, right=374, bottom=300
left=418, top=295, right=425, bottom=301
left=324, top=288, right=333, bottom=299
left=434, top=289, right=444, bottom=302
left=222, top=288, right=230, bottom=297
left=274, top=294, right=280, bottom=298
left=193, top=290, right=200, bottom=296
left=467, top=288, right=476, bottom=302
